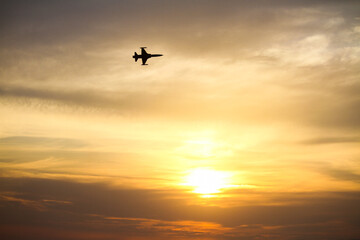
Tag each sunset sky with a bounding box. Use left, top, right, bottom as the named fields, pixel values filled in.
left=1, top=1, right=360, bottom=239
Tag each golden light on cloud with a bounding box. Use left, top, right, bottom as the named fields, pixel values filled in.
left=175, top=135, right=217, bottom=158
left=184, top=168, right=233, bottom=196
left=184, top=139, right=215, bottom=157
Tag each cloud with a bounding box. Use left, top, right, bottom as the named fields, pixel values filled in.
left=324, top=168, right=360, bottom=183
left=0, top=136, right=87, bottom=149
left=1, top=0, right=359, bottom=54
left=301, top=137, right=360, bottom=145
left=1, top=2, right=360, bottom=239
left=1, top=0, right=359, bottom=128
left=0, top=177, right=360, bottom=240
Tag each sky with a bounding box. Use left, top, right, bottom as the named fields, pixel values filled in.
left=0, top=0, right=360, bottom=239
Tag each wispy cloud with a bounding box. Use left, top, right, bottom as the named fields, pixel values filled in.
left=1, top=177, right=360, bottom=239
left=301, top=137, right=360, bottom=145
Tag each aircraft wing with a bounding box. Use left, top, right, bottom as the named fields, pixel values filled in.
left=141, top=48, right=148, bottom=55
left=142, top=57, right=148, bottom=65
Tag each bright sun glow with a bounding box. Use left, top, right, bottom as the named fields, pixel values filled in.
left=185, top=169, right=230, bottom=195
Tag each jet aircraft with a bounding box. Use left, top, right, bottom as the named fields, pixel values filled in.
left=133, top=47, right=163, bottom=65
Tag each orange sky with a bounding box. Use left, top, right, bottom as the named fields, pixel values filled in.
left=1, top=1, right=360, bottom=239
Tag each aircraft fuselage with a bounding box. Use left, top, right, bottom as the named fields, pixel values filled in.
left=133, top=48, right=163, bottom=65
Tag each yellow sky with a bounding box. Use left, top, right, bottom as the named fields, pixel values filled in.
left=0, top=1, right=360, bottom=240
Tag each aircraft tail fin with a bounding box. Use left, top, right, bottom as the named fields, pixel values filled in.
left=133, top=52, right=139, bottom=62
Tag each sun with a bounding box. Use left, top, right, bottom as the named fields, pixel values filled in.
left=184, top=168, right=230, bottom=195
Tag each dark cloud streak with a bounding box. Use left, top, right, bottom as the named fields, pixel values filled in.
left=1, top=177, right=360, bottom=239
left=301, top=137, right=360, bottom=145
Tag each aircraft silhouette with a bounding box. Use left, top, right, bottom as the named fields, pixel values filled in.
left=133, top=47, right=163, bottom=65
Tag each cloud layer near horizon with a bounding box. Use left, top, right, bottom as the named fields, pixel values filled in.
left=1, top=177, right=360, bottom=240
